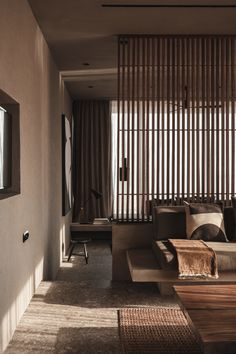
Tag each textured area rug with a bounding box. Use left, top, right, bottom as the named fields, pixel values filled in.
left=118, top=307, right=202, bottom=354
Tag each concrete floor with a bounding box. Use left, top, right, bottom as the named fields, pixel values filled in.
left=5, top=240, right=177, bottom=353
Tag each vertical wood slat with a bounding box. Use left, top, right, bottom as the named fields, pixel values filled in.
left=211, top=38, right=215, bottom=202
left=201, top=38, right=206, bottom=200
left=141, top=37, right=146, bottom=220
left=196, top=38, right=200, bottom=200
left=166, top=38, right=170, bottom=203
left=156, top=37, right=160, bottom=203
left=172, top=38, right=176, bottom=203
left=206, top=36, right=211, bottom=201
left=136, top=37, right=140, bottom=220
left=116, top=36, right=121, bottom=220
left=146, top=37, right=150, bottom=219
left=126, top=37, right=130, bottom=219
left=182, top=39, right=186, bottom=200
left=216, top=38, right=220, bottom=201
left=186, top=37, right=190, bottom=201
left=121, top=38, right=126, bottom=220
left=232, top=38, right=235, bottom=198
left=192, top=38, right=195, bottom=200
left=151, top=37, right=155, bottom=209
left=176, top=37, right=181, bottom=203
left=221, top=38, right=225, bottom=202
left=226, top=37, right=230, bottom=205
left=161, top=38, right=165, bottom=203
left=131, top=37, right=135, bottom=221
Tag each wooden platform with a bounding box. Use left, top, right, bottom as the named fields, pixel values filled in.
left=175, top=284, right=236, bottom=354
left=71, top=222, right=112, bottom=232
left=127, top=248, right=236, bottom=283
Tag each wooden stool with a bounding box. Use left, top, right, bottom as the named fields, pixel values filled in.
left=67, top=238, right=91, bottom=263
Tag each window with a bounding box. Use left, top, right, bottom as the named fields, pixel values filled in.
left=0, top=106, right=12, bottom=190
left=0, top=89, right=20, bottom=199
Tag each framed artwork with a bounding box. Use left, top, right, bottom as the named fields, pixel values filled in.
left=62, top=114, right=72, bottom=216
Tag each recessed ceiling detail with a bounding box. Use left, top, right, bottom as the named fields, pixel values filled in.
left=28, top=0, right=236, bottom=99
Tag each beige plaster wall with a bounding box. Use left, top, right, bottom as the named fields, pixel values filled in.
left=0, top=0, right=72, bottom=351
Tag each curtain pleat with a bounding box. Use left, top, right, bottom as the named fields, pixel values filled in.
left=72, top=100, right=112, bottom=222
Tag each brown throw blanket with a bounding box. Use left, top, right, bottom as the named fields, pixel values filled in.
left=169, top=239, right=218, bottom=279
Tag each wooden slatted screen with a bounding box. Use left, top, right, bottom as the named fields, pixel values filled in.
left=114, top=35, right=236, bottom=222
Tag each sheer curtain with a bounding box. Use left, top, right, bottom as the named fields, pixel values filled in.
left=72, top=100, right=112, bottom=222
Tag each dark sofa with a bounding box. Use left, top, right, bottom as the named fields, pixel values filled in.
left=152, top=205, right=236, bottom=273
left=126, top=204, right=236, bottom=292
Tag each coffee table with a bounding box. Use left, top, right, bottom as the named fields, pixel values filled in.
left=174, top=284, right=236, bottom=354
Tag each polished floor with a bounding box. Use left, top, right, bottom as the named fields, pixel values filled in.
left=5, top=241, right=177, bottom=353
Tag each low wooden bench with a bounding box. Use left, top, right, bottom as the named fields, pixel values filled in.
left=127, top=248, right=236, bottom=284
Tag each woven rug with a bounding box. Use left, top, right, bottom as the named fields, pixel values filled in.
left=118, top=307, right=202, bottom=354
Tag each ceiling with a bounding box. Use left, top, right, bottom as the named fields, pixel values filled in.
left=28, top=0, right=236, bottom=100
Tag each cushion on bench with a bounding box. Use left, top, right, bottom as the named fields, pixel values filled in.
left=152, top=206, right=186, bottom=240
left=152, top=240, right=236, bottom=272
left=152, top=204, right=235, bottom=241
left=152, top=240, right=177, bottom=270
left=209, top=242, right=236, bottom=271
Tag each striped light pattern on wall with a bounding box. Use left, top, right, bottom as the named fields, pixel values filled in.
left=114, top=35, right=236, bottom=222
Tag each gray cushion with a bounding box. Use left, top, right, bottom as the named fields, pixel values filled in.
left=209, top=242, right=236, bottom=271
left=152, top=206, right=186, bottom=240
left=231, top=197, right=236, bottom=240
left=152, top=240, right=177, bottom=270
left=153, top=240, right=236, bottom=272
left=224, top=206, right=235, bottom=241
